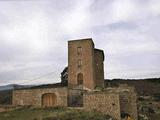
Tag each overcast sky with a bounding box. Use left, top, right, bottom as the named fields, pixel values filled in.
left=0, top=0, right=160, bottom=85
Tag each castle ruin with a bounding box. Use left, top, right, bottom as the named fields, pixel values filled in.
left=12, top=38, right=138, bottom=120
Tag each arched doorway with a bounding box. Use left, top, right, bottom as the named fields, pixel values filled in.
left=42, top=93, right=57, bottom=107
left=77, top=73, right=83, bottom=85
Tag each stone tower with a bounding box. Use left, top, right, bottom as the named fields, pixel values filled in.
left=68, top=38, right=104, bottom=89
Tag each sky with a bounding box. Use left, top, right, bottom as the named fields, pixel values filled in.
left=0, top=0, right=160, bottom=85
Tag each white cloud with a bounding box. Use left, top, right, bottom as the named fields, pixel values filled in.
left=2, top=13, right=49, bottom=52
left=0, top=0, right=160, bottom=85
left=148, top=0, right=160, bottom=16
left=111, top=0, right=136, bottom=22
left=61, top=0, right=92, bottom=35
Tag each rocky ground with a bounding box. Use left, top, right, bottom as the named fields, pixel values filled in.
left=138, top=95, right=160, bottom=120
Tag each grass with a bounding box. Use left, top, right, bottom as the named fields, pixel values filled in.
left=0, top=106, right=114, bottom=120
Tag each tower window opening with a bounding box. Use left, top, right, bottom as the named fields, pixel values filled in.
left=78, top=59, right=82, bottom=68
left=77, top=73, right=83, bottom=85
left=77, top=47, right=82, bottom=56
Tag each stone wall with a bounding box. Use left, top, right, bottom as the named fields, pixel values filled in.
left=104, top=86, right=138, bottom=120
left=94, top=49, right=104, bottom=87
left=119, top=87, right=138, bottom=120
left=12, top=85, right=138, bottom=120
left=83, top=86, right=138, bottom=120
left=83, top=91, right=121, bottom=120
left=12, top=87, right=68, bottom=107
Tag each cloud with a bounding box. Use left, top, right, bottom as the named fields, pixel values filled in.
left=61, top=0, right=92, bottom=34
left=111, top=0, right=137, bottom=22
left=0, top=0, right=160, bottom=85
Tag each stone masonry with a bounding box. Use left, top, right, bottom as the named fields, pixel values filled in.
left=12, top=87, right=68, bottom=107
left=68, top=39, right=104, bottom=89
left=12, top=38, right=138, bottom=120
left=84, top=91, right=121, bottom=120
left=84, top=85, right=138, bottom=120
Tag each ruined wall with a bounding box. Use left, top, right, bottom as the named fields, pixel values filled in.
left=119, top=87, right=138, bottom=120
left=12, top=87, right=68, bottom=107
left=104, top=85, right=138, bottom=120
left=94, top=49, right=104, bottom=87
left=68, top=39, right=96, bottom=89
left=83, top=91, right=121, bottom=120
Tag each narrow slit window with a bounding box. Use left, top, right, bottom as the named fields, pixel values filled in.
left=77, top=47, right=82, bottom=55
left=78, top=59, right=82, bottom=68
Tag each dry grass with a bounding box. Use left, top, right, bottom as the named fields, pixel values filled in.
left=0, top=106, right=114, bottom=120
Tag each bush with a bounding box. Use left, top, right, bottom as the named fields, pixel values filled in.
left=138, top=97, right=145, bottom=101
left=153, top=94, right=160, bottom=101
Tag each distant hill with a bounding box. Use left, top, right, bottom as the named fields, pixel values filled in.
left=0, top=78, right=160, bottom=105
left=0, top=84, right=34, bottom=91
left=0, top=84, right=34, bottom=104
left=105, top=78, right=160, bottom=96
left=0, top=90, right=12, bottom=104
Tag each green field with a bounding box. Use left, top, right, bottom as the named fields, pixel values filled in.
left=0, top=106, right=114, bottom=120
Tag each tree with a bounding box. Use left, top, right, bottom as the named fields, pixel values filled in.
left=61, top=66, right=68, bottom=85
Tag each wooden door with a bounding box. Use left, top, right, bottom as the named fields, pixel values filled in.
left=42, top=93, right=57, bottom=107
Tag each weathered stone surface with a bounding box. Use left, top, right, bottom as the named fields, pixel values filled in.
left=107, top=86, right=138, bottom=120
left=68, top=38, right=104, bottom=89
left=84, top=86, right=138, bottom=120
left=119, top=86, right=138, bottom=120
left=12, top=87, right=68, bottom=107
left=84, top=91, right=121, bottom=120
left=94, top=49, right=104, bottom=87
